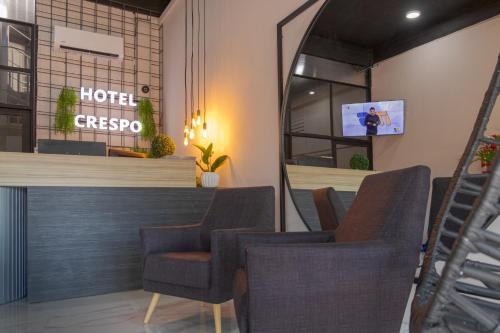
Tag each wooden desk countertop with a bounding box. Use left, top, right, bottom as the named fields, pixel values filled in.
left=0, top=152, right=196, bottom=188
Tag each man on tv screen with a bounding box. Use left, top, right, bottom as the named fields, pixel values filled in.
left=364, top=107, right=381, bottom=136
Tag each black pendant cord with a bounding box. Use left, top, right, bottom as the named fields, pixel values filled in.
left=197, top=0, right=200, bottom=111
left=203, top=0, right=206, bottom=123
left=184, top=0, right=188, bottom=128
left=190, top=0, right=194, bottom=129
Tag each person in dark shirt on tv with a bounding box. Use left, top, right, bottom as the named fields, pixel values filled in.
left=364, top=107, right=381, bottom=136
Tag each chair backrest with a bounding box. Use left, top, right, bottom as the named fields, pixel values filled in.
left=199, top=186, right=275, bottom=250
left=312, top=187, right=346, bottom=231
left=335, top=166, right=430, bottom=253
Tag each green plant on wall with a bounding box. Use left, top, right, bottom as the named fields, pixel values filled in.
left=349, top=154, right=369, bottom=170
left=149, top=134, right=176, bottom=158
left=137, top=98, right=157, bottom=142
left=55, top=87, right=77, bottom=137
left=193, top=143, right=229, bottom=172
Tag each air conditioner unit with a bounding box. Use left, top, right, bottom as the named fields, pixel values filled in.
left=53, top=26, right=124, bottom=60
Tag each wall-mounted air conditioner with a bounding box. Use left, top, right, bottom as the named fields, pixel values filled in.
left=53, top=26, right=124, bottom=60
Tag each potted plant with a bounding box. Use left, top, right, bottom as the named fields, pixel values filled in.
left=149, top=134, right=176, bottom=158
left=193, top=143, right=229, bottom=188
left=349, top=154, right=370, bottom=170
left=137, top=98, right=157, bottom=142
left=475, top=134, right=499, bottom=173
left=55, top=87, right=77, bottom=139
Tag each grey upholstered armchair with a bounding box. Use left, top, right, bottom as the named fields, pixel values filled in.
left=234, top=166, right=430, bottom=333
left=140, top=186, right=275, bottom=332
left=312, top=187, right=347, bottom=231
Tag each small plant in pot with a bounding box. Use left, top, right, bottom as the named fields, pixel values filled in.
left=193, top=143, right=228, bottom=188
left=474, top=134, right=499, bottom=173
left=349, top=153, right=370, bottom=170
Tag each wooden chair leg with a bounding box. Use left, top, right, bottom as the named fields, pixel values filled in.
left=213, top=303, right=221, bottom=333
left=144, top=293, right=161, bottom=324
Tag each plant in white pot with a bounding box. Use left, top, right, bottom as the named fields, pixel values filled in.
left=193, top=143, right=228, bottom=188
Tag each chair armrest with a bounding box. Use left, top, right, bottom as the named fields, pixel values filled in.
left=209, top=228, right=263, bottom=298
left=244, top=241, right=416, bottom=332
left=237, top=231, right=334, bottom=268
left=140, top=224, right=201, bottom=257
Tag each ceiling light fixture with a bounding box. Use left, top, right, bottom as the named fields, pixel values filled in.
left=309, top=91, right=315, bottom=95
left=406, top=10, right=421, bottom=19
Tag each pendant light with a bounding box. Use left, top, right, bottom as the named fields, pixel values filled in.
left=190, top=0, right=196, bottom=138
left=183, top=0, right=189, bottom=146
left=202, top=0, right=208, bottom=138
left=196, top=0, right=202, bottom=127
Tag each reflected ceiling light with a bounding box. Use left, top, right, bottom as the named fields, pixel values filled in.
left=295, top=54, right=306, bottom=75
left=308, top=91, right=315, bottom=95
left=406, top=10, right=421, bottom=19
left=0, top=4, right=7, bottom=19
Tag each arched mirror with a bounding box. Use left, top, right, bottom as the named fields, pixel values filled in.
left=280, top=0, right=500, bottom=231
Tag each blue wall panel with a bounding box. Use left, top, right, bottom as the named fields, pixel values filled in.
left=0, top=187, right=27, bottom=305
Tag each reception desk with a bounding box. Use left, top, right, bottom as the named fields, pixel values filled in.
left=0, top=152, right=213, bottom=303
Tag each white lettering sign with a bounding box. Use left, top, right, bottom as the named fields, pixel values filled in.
left=80, top=87, right=137, bottom=107
left=75, top=115, right=142, bottom=133
left=77, top=87, right=141, bottom=133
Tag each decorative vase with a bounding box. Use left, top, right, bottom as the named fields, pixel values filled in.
left=481, top=161, right=492, bottom=174
left=201, top=172, right=220, bottom=188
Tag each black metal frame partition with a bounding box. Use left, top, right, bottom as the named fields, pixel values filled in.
left=35, top=0, right=162, bottom=149
left=284, top=73, right=373, bottom=168
left=277, top=0, right=373, bottom=231
left=0, top=17, right=37, bottom=152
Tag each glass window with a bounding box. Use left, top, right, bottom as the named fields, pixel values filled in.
left=0, top=21, right=32, bottom=69
left=290, top=136, right=333, bottom=167
left=288, top=77, right=331, bottom=136
left=0, top=111, right=28, bottom=152
left=332, top=83, right=368, bottom=138
left=0, top=69, right=31, bottom=107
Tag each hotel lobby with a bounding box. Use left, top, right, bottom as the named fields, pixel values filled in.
left=0, top=0, right=499, bottom=332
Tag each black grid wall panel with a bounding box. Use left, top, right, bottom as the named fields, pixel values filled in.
left=35, top=0, right=162, bottom=149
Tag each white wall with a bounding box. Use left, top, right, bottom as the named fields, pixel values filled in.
left=162, top=0, right=324, bottom=229
left=372, top=16, right=500, bottom=177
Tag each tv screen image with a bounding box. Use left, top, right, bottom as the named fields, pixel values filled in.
left=342, top=100, right=405, bottom=137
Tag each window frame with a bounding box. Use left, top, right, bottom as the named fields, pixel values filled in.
left=284, top=72, right=373, bottom=169
left=0, top=17, right=36, bottom=152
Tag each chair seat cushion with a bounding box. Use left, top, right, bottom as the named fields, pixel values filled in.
left=143, top=252, right=212, bottom=289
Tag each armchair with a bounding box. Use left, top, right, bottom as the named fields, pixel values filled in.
left=140, top=186, right=275, bottom=332
left=234, top=166, right=430, bottom=333
left=312, top=187, right=347, bottom=231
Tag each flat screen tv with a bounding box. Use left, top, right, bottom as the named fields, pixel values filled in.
left=341, top=100, right=405, bottom=137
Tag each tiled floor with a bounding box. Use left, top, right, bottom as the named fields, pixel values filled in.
left=0, top=289, right=412, bottom=333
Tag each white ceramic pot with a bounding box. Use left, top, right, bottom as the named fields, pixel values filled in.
left=201, top=172, right=220, bottom=188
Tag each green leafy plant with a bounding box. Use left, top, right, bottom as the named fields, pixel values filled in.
left=55, top=87, right=77, bottom=136
left=137, top=98, right=157, bottom=142
left=349, top=154, right=369, bottom=170
left=474, top=134, right=499, bottom=173
left=193, top=143, right=229, bottom=172
left=149, top=134, right=176, bottom=158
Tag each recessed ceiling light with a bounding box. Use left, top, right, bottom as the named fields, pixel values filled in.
left=406, top=10, right=421, bottom=19
left=308, top=91, right=315, bottom=95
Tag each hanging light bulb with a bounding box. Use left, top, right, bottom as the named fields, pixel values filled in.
left=184, top=122, right=189, bottom=134
left=183, top=133, right=189, bottom=146
left=202, top=122, right=208, bottom=138
left=196, top=109, right=202, bottom=126
left=189, top=127, right=195, bottom=140
left=191, top=115, right=197, bottom=127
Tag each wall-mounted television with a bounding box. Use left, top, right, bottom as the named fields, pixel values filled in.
left=342, top=100, right=405, bottom=137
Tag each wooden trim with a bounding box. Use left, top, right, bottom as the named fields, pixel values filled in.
left=286, top=165, right=376, bottom=192
left=0, top=152, right=196, bottom=187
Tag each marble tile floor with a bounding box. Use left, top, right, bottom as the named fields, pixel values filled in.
left=0, top=289, right=412, bottom=333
